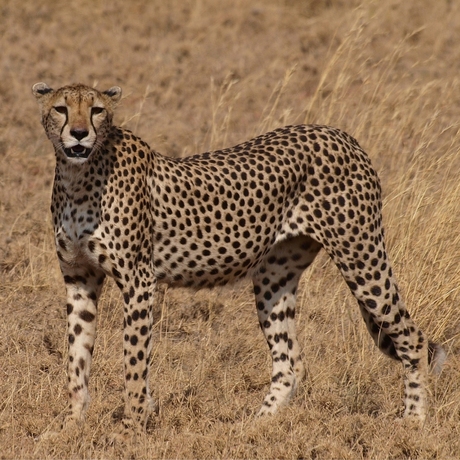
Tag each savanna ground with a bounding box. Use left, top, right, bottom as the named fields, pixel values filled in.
left=1, top=0, right=460, bottom=458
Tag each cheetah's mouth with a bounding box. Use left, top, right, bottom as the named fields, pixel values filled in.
left=64, top=145, right=92, bottom=159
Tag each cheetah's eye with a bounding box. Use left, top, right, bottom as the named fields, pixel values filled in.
left=54, top=106, right=67, bottom=115
left=91, top=107, right=104, bottom=116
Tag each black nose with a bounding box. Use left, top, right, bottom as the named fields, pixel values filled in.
left=70, top=129, right=89, bottom=141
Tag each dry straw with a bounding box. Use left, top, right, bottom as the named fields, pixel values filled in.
left=2, top=0, right=460, bottom=458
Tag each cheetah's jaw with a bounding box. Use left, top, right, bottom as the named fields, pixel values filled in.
left=64, top=145, right=92, bottom=159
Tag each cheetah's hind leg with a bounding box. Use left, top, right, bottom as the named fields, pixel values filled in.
left=329, top=240, right=445, bottom=421
left=253, top=236, right=322, bottom=415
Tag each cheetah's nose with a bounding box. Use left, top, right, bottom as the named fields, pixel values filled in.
left=70, top=128, right=89, bottom=141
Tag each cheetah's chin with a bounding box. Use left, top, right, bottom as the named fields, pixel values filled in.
left=64, top=145, right=92, bottom=159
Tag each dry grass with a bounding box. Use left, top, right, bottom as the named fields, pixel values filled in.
left=1, top=0, right=460, bottom=458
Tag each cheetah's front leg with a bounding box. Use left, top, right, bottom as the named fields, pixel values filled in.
left=63, top=267, right=105, bottom=425
left=118, top=273, right=156, bottom=433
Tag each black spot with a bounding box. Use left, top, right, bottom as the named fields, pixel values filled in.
left=78, top=310, right=95, bottom=323
left=365, top=299, right=377, bottom=309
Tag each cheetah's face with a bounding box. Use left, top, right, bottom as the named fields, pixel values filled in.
left=32, top=82, right=122, bottom=163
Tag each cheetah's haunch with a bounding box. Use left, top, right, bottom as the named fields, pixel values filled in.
left=32, top=82, right=445, bottom=434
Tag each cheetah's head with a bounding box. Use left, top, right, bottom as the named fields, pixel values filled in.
left=32, top=83, right=122, bottom=163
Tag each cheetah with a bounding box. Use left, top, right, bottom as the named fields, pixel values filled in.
left=32, top=82, right=445, bottom=433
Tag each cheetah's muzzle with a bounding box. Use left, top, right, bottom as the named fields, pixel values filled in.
left=32, top=81, right=445, bottom=436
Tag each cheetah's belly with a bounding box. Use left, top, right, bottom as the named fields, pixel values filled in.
left=152, top=218, right=278, bottom=287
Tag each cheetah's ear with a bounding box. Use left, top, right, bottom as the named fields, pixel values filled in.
left=32, top=82, right=54, bottom=99
left=103, top=86, right=122, bottom=104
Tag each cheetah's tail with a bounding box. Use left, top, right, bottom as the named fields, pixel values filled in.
left=428, top=342, right=446, bottom=375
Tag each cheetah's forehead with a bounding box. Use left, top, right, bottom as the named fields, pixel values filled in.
left=56, top=84, right=99, bottom=104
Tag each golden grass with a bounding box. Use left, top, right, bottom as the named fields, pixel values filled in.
left=2, top=0, right=460, bottom=458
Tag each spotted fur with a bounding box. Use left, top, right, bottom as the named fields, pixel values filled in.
left=32, top=82, right=445, bottom=432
